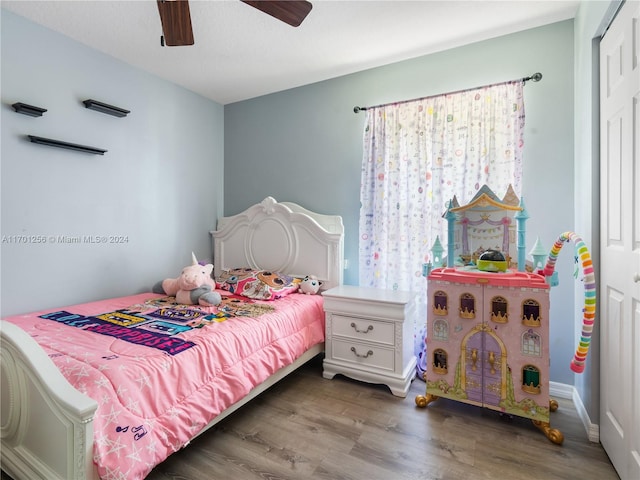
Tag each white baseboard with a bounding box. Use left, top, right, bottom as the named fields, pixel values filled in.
left=550, top=381, right=600, bottom=443
left=549, top=381, right=574, bottom=399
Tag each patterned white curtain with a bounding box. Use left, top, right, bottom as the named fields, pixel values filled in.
left=358, top=81, right=525, bottom=372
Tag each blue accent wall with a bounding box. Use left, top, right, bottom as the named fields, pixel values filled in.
left=224, top=20, right=577, bottom=385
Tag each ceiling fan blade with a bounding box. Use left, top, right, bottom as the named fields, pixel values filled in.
left=157, top=0, right=194, bottom=46
left=241, top=1, right=312, bottom=27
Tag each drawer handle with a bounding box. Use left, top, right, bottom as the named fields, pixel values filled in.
left=350, top=322, right=374, bottom=334
left=350, top=347, right=374, bottom=358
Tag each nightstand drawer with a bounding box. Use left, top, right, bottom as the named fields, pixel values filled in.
left=331, top=338, right=394, bottom=371
left=330, top=315, right=394, bottom=345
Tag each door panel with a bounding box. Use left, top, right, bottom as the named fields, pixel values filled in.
left=482, top=333, right=502, bottom=408
left=465, top=331, right=484, bottom=404
left=602, top=288, right=626, bottom=443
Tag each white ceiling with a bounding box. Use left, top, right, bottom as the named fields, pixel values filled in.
left=1, top=0, right=580, bottom=105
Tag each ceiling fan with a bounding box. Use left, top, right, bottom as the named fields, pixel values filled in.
left=157, top=0, right=313, bottom=47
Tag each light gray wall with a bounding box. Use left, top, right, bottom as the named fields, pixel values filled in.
left=225, top=20, right=578, bottom=385
left=573, top=0, right=619, bottom=425
left=1, top=10, right=224, bottom=317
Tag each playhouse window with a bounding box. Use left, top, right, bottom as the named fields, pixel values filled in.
left=433, top=290, right=448, bottom=315
left=459, top=293, right=476, bottom=318
left=433, top=319, right=449, bottom=341
left=433, top=348, right=448, bottom=374
left=522, top=299, right=541, bottom=326
left=490, top=296, right=508, bottom=323
left=522, top=364, right=541, bottom=394
left=522, top=329, right=541, bottom=356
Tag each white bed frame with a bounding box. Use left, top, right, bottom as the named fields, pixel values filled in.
left=0, top=197, right=344, bottom=480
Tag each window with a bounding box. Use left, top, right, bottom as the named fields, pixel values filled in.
left=433, top=290, right=448, bottom=315
left=522, top=329, right=541, bottom=356
left=522, top=299, right=541, bottom=326
left=522, top=365, right=541, bottom=394
left=459, top=293, right=476, bottom=318
left=491, top=296, right=509, bottom=323
left=433, top=349, right=448, bottom=374
left=433, top=319, right=448, bottom=341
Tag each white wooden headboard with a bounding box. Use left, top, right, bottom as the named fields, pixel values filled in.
left=210, top=197, right=344, bottom=291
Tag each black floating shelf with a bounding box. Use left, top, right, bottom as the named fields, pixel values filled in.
left=83, top=99, right=130, bottom=117
left=12, top=102, right=47, bottom=117
left=27, top=135, right=107, bottom=155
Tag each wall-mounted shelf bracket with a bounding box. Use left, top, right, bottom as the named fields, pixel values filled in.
left=83, top=99, right=130, bottom=117
left=27, top=135, right=107, bottom=155
left=12, top=102, right=47, bottom=117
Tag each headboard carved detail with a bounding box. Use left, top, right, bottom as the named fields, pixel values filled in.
left=211, top=197, right=344, bottom=290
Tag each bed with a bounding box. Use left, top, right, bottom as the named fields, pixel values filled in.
left=0, top=196, right=344, bottom=480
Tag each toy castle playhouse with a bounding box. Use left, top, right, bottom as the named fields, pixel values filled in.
left=415, top=185, right=597, bottom=445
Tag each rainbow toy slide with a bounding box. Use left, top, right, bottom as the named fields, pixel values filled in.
left=542, top=231, right=596, bottom=373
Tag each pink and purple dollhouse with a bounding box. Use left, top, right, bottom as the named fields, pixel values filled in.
left=416, top=185, right=563, bottom=444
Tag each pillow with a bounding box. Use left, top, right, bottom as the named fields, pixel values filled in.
left=216, top=268, right=301, bottom=301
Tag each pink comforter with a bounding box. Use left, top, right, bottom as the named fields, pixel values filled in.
left=3, top=292, right=325, bottom=479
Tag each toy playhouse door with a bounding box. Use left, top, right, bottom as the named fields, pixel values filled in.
left=463, top=327, right=505, bottom=409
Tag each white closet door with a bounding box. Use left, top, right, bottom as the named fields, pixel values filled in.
left=599, top=2, right=640, bottom=479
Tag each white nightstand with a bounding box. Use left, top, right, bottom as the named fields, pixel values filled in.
left=322, top=285, right=418, bottom=397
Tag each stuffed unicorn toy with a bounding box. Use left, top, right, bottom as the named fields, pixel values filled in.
left=153, top=253, right=222, bottom=306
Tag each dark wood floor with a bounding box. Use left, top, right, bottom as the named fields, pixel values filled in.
left=0, top=354, right=618, bottom=480
left=145, top=355, right=618, bottom=480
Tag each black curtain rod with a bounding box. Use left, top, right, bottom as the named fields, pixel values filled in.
left=353, top=72, right=542, bottom=113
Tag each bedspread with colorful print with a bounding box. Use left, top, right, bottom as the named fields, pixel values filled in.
left=3, top=291, right=325, bottom=480
left=37, top=294, right=277, bottom=355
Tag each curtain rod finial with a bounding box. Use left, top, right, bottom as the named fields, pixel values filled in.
left=354, top=106, right=365, bottom=113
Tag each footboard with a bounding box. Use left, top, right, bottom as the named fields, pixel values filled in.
left=1, top=320, right=99, bottom=480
